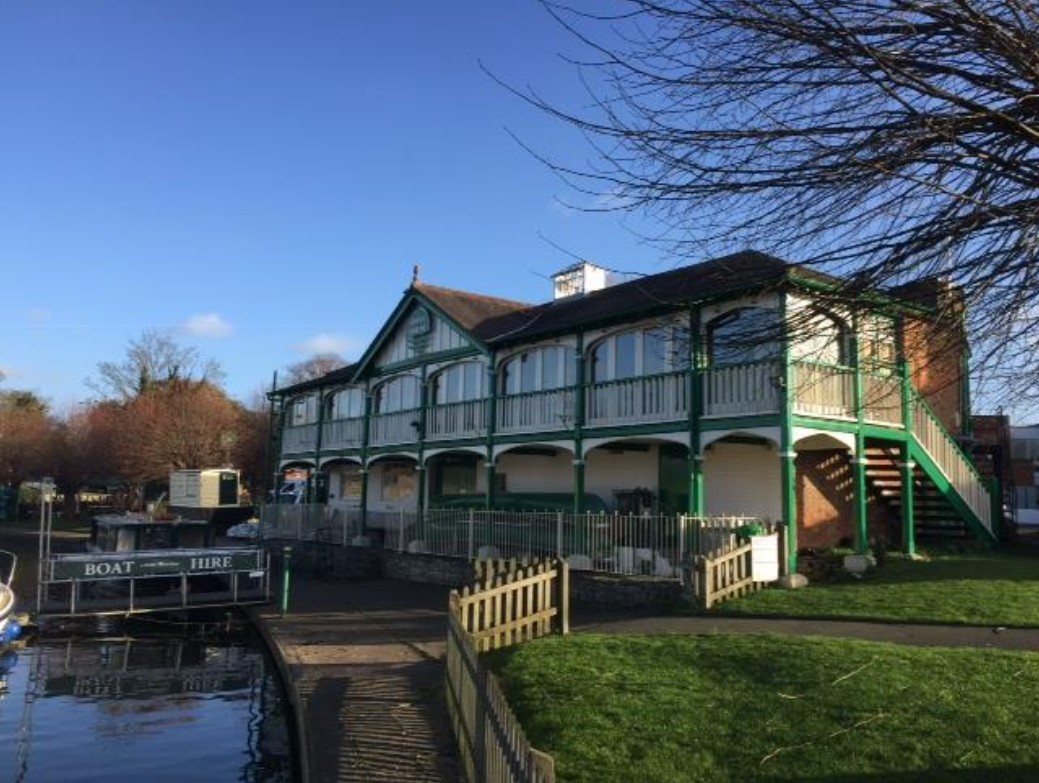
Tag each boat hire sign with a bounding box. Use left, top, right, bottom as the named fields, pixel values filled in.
left=49, top=549, right=263, bottom=581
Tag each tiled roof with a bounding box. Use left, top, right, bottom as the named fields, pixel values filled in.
left=412, top=283, right=532, bottom=332
left=474, top=251, right=809, bottom=346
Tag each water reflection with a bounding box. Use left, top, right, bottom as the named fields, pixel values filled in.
left=0, top=614, right=295, bottom=782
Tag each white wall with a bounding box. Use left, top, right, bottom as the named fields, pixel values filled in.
left=366, top=461, right=418, bottom=512
left=585, top=446, right=659, bottom=510
left=703, top=442, right=781, bottom=520
left=497, top=450, right=573, bottom=494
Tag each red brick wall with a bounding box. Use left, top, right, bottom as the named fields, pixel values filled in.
left=796, top=450, right=893, bottom=550
left=901, top=298, right=967, bottom=436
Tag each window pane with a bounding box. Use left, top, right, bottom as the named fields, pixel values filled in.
left=501, top=359, right=517, bottom=395
left=590, top=342, right=609, bottom=383
left=643, top=331, right=666, bottom=375
left=542, top=347, right=560, bottom=389
left=615, top=332, right=637, bottom=379
left=710, top=308, right=780, bottom=365
left=520, top=353, right=536, bottom=392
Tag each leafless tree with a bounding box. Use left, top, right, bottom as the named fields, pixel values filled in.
left=88, top=330, right=225, bottom=402
left=284, top=353, right=347, bottom=385
left=515, top=0, right=1039, bottom=412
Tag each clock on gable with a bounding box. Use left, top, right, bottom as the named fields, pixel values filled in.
left=407, top=306, right=432, bottom=353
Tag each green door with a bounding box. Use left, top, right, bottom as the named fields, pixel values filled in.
left=658, top=443, right=689, bottom=515
left=218, top=472, right=238, bottom=505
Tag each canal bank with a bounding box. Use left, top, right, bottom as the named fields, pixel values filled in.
left=247, top=574, right=463, bottom=783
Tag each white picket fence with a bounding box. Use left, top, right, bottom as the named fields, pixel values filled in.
left=259, top=505, right=757, bottom=580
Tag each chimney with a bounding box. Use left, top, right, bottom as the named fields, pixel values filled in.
left=551, top=262, right=619, bottom=300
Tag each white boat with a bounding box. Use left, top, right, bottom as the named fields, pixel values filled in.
left=0, top=551, right=22, bottom=645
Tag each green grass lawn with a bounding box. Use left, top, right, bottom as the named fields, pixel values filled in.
left=489, top=633, right=1039, bottom=782
left=715, top=550, right=1039, bottom=627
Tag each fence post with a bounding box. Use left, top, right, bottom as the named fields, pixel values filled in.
left=679, top=515, right=687, bottom=585
left=467, top=509, right=475, bottom=560
left=558, top=559, right=570, bottom=635
left=281, top=546, right=292, bottom=616
left=556, top=512, right=564, bottom=558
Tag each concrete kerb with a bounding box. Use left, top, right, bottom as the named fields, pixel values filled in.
left=245, top=605, right=311, bottom=783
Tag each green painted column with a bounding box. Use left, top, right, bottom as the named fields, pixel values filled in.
left=573, top=334, right=586, bottom=515
left=688, top=306, right=704, bottom=516
left=901, top=444, right=916, bottom=555
left=359, top=392, right=373, bottom=534
left=310, top=388, right=326, bottom=504
left=485, top=359, right=497, bottom=510
left=779, top=295, right=798, bottom=574
left=850, top=317, right=868, bottom=553
left=416, top=374, right=428, bottom=519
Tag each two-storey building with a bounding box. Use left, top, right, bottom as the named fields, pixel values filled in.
left=269, top=251, right=998, bottom=572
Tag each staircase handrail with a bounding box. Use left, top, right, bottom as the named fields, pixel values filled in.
left=910, top=391, right=987, bottom=487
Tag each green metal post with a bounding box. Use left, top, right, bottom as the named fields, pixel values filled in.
left=901, top=444, right=916, bottom=555
left=416, top=371, right=428, bottom=520
left=360, top=392, right=373, bottom=534
left=988, top=475, right=1002, bottom=540
left=280, top=546, right=292, bottom=616
left=573, top=333, right=586, bottom=515
left=688, top=306, right=705, bottom=516
left=485, top=359, right=497, bottom=510
left=850, top=317, right=868, bottom=553
left=779, top=295, right=798, bottom=574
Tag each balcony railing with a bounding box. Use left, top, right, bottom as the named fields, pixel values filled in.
left=703, top=362, right=780, bottom=417
left=791, top=362, right=854, bottom=419
left=322, top=417, right=364, bottom=450
left=862, top=372, right=902, bottom=426
left=426, top=399, right=488, bottom=441
left=370, top=408, right=421, bottom=447
left=496, top=388, right=575, bottom=434
left=281, top=423, right=318, bottom=453
left=585, top=372, right=688, bottom=427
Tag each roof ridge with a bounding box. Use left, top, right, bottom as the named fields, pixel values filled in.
left=412, top=281, right=534, bottom=310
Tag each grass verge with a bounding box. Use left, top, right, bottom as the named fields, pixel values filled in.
left=715, top=550, right=1039, bottom=627
left=490, top=633, right=1039, bottom=782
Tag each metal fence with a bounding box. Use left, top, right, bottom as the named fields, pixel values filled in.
left=260, top=504, right=761, bottom=580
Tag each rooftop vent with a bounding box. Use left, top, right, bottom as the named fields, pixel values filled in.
left=552, top=262, right=620, bottom=300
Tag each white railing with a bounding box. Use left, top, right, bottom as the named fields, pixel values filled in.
left=702, top=362, right=780, bottom=417
left=912, top=398, right=992, bottom=534
left=791, top=362, right=854, bottom=419
left=262, top=506, right=759, bottom=580
left=585, top=372, right=688, bottom=426
left=281, top=424, right=318, bottom=453
left=322, top=417, right=364, bottom=450
left=426, top=399, right=488, bottom=441
left=496, top=389, right=575, bottom=434
left=369, top=408, right=421, bottom=446
left=863, top=373, right=902, bottom=426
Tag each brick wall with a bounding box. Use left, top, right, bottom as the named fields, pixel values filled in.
left=796, top=450, right=893, bottom=550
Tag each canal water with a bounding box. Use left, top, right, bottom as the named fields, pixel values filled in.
left=0, top=613, right=297, bottom=782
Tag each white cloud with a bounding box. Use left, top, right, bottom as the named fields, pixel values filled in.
left=294, top=333, right=361, bottom=356
left=182, top=313, right=232, bottom=338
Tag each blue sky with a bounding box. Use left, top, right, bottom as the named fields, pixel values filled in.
left=0, top=0, right=670, bottom=410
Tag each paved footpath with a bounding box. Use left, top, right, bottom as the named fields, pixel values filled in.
left=248, top=576, right=464, bottom=783
left=250, top=573, right=1039, bottom=783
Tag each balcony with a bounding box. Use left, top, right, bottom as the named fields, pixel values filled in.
left=370, top=408, right=422, bottom=447
left=426, top=399, right=488, bottom=442
left=282, top=424, right=318, bottom=454
left=323, top=417, right=364, bottom=450
left=496, top=388, right=575, bottom=435
left=703, top=362, right=780, bottom=417
left=585, top=371, right=688, bottom=427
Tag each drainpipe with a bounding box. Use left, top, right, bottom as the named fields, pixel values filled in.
left=573, top=333, right=586, bottom=515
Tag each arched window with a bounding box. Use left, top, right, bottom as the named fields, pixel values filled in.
left=373, top=375, right=420, bottom=414
left=430, top=362, right=485, bottom=405
left=288, top=394, right=319, bottom=426
left=707, top=307, right=781, bottom=366
left=500, top=346, right=575, bottom=395
left=588, top=326, right=690, bottom=382
left=789, top=309, right=848, bottom=365
left=329, top=387, right=365, bottom=419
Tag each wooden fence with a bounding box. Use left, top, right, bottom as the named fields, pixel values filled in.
left=446, top=559, right=568, bottom=783
left=690, top=524, right=787, bottom=610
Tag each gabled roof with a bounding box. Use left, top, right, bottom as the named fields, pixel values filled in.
left=273, top=363, right=357, bottom=397
left=411, top=283, right=532, bottom=333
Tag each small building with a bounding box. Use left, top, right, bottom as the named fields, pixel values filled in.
left=267, top=251, right=998, bottom=571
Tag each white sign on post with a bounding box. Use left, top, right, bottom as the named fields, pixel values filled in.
left=750, top=533, right=780, bottom=582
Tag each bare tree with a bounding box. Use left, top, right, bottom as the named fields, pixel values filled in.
left=284, top=353, right=347, bottom=386
left=515, top=0, right=1039, bottom=411
left=88, top=330, right=225, bottom=402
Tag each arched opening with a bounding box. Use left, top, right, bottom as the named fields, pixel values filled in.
left=706, top=307, right=781, bottom=366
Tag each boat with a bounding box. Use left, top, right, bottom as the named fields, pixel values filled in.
left=37, top=512, right=271, bottom=617
left=0, top=550, right=23, bottom=645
